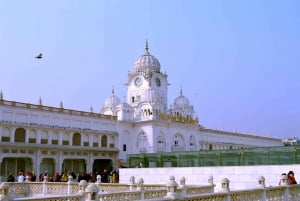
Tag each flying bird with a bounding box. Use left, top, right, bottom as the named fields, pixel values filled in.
left=35, top=53, right=42, bottom=59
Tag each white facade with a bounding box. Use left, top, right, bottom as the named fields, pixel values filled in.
left=119, top=164, right=300, bottom=191
left=0, top=42, right=282, bottom=180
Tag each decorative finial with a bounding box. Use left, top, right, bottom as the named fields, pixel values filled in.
left=145, top=39, right=149, bottom=52
left=180, top=87, right=183, bottom=96
left=60, top=101, right=63, bottom=108
left=90, top=105, right=93, bottom=113
left=39, top=97, right=42, bottom=105
left=0, top=90, right=3, bottom=100
left=112, top=86, right=115, bottom=96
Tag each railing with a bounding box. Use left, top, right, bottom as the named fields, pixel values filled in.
left=0, top=99, right=117, bottom=120
left=0, top=175, right=300, bottom=201
left=7, top=181, right=80, bottom=198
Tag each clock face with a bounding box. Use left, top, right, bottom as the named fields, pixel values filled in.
left=135, top=78, right=142, bottom=86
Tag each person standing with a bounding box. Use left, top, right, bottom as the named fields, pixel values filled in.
left=18, top=170, right=25, bottom=182
left=7, top=172, right=15, bottom=182
left=31, top=171, right=36, bottom=181
left=288, top=170, right=297, bottom=185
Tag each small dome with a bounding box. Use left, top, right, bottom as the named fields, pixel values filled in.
left=142, top=88, right=160, bottom=103
left=170, top=89, right=195, bottom=117
left=174, top=94, right=190, bottom=108
left=103, top=89, right=121, bottom=108
left=134, top=41, right=161, bottom=73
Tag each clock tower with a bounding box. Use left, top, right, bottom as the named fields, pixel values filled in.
left=127, top=41, right=168, bottom=121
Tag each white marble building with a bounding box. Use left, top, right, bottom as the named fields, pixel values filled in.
left=0, top=42, right=282, bottom=180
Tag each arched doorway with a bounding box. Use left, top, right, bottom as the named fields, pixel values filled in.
left=62, top=159, right=86, bottom=174
left=1, top=157, right=32, bottom=181
left=93, top=159, right=113, bottom=173
left=40, top=158, right=55, bottom=180
left=93, top=159, right=113, bottom=183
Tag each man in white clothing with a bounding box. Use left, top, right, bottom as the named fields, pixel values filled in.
left=17, top=170, right=25, bottom=182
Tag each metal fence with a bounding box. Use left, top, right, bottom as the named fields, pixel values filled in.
left=128, top=145, right=300, bottom=167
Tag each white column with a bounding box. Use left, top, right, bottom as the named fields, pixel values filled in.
left=10, top=126, right=15, bottom=143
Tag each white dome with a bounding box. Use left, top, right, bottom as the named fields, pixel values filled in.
left=142, top=88, right=160, bottom=103
left=103, top=90, right=121, bottom=108
left=134, top=42, right=161, bottom=73
left=174, top=94, right=190, bottom=108
left=170, top=90, right=195, bottom=117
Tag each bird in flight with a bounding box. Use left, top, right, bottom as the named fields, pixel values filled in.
left=35, top=53, right=42, bottom=59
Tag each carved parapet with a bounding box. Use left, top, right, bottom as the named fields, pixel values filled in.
left=78, top=180, right=88, bottom=195
left=257, top=176, right=266, bottom=188
left=208, top=176, right=214, bottom=185
left=85, top=183, right=99, bottom=201
left=0, top=183, right=9, bottom=201
left=137, top=178, right=144, bottom=191
left=221, top=178, right=230, bottom=192
left=164, top=176, right=180, bottom=199
left=280, top=174, right=288, bottom=186
left=96, top=175, right=101, bottom=184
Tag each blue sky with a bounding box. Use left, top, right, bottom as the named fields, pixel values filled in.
left=0, top=0, right=299, bottom=139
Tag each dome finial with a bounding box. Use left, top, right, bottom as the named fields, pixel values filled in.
left=180, top=87, right=183, bottom=96
left=112, top=86, right=115, bottom=96
left=39, top=97, right=42, bottom=105
left=145, top=39, right=149, bottom=53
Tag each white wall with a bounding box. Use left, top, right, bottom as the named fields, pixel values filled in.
left=119, top=165, right=300, bottom=191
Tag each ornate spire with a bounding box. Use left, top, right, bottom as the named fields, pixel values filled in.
left=145, top=39, right=149, bottom=53
left=90, top=105, right=93, bottom=113
left=39, top=97, right=42, bottom=105
left=180, top=87, right=183, bottom=96
left=60, top=101, right=63, bottom=108
left=0, top=90, right=3, bottom=100
left=112, top=86, right=115, bottom=96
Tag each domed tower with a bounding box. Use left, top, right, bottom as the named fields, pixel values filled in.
left=127, top=41, right=168, bottom=121
left=100, top=88, right=121, bottom=116
left=169, top=89, right=195, bottom=120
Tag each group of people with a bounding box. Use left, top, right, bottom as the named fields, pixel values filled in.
left=7, top=170, right=37, bottom=182
left=279, top=170, right=297, bottom=185
left=6, top=168, right=119, bottom=183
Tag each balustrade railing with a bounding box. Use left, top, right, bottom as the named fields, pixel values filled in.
left=0, top=175, right=299, bottom=201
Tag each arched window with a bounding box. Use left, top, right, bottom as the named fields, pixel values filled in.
left=15, top=128, right=26, bottom=143
left=41, top=130, right=48, bottom=144
left=156, top=134, right=166, bottom=152
left=29, top=129, right=37, bottom=143
left=101, top=135, right=107, bottom=147
left=137, top=131, right=148, bottom=153
left=188, top=135, right=197, bottom=151
left=51, top=132, right=59, bottom=145
left=2, top=127, right=10, bottom=142
left=73, top=133, right=81, bottom=146
left=83, top=134, right=89, bottom=147
left=171, top=134, right=185, bottom=151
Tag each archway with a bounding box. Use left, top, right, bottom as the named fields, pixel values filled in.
left=15, top=128, right=26, bottom=143
left=1, top=157, right=32, bottom=181
left=40, top=158, right=55, bottom=180
left=62, top=159, right=86, bottom=175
